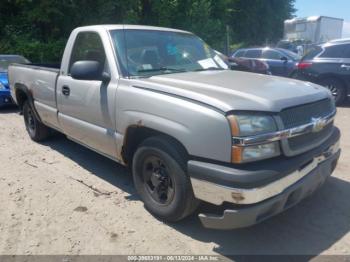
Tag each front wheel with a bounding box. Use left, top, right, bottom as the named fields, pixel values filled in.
left=23, top=101, right=50, bottom=141
left=132, top=137, right=199, bottom=222
left=319, top=78, right=346, bottom=105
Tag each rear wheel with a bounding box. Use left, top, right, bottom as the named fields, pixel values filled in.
left=23, top=101, right=50, bottom=141
left=319, top=78, right=346, bottom=105
left=132, top=136, right=199, bottom=222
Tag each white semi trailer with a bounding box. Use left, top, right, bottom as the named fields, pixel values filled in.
left=284, top=16, right=344, bottom=44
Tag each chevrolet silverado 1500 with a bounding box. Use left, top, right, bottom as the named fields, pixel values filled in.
left=9, top=25, right=340, bottom=229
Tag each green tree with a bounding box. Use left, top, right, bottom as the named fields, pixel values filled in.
left=229, top=0, right=295, bottom=45
left=0, top=0, right=295, bottom=62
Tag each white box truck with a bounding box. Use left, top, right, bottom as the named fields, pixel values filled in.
left=284, top=16, right=344, bottom=44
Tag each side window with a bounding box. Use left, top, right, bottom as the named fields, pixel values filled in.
left=320, top=44, right=346, bottom=58
left=262, top=50, right=283, bottom=60
left=234, top=50, right=245, bottom=58
left=245, top=50, right=262, bottom=58
left=69, top=32, right=106, bottom=73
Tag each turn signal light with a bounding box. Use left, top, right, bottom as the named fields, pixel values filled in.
left=232, top=146, right=243, bottom=163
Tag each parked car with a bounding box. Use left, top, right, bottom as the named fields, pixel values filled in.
left=293, top=39, right=350, bottom=105
left=0, top=55, right=30, bottom=107
left=276, top=39, right=315, bottom=56
left=9, top=25, right=340, bottom=230
left=232, top=47, right=301, bottom=77
left=215, top=50, right=271, bottom=75
left=277, top=40, right=299, bottom=53
left=228, top=57, right=271, bottom=75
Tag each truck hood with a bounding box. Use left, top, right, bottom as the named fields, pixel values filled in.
left=132, top=70, right=330, bottom=113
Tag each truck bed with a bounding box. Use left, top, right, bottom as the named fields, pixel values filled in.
left=11, top=63, right=61, bottom=72
left=8, top=63, right=61, bottom=129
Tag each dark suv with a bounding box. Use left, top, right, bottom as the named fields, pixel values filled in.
left=293, top=39, right=350, bottom=105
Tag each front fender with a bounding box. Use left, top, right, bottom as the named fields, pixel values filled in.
left=116, top=84, right=232, bottom=163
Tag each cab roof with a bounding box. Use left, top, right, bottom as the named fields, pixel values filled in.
left=75, top=24, right=192, bottom=34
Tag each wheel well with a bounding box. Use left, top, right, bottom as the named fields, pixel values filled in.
left=122, top=126, right=189, bottom=167
left=15, top=88, right=28, bottom=111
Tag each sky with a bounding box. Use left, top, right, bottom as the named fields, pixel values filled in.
left=295, top=0, right=350, bottom=37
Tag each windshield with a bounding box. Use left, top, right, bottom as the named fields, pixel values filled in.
left=110, top=29, right=228, bottom=78
left=302, top=46, right=323, bottom=60
left=0, top=56, right=30, bottom=71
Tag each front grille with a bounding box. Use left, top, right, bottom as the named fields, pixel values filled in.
left=279, top=99, right=335, bottom=155
left=288, top=123, right=333, bottom=151
left=280, top=99, right=335, bottom=129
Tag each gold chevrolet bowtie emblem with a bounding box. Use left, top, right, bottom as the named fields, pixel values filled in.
left=311, top=117, right=327, bottom=133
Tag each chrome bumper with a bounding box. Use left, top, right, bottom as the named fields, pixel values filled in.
left=190, top=139, right=340, bottom=229
left=191, top=141, right=339, bottom=206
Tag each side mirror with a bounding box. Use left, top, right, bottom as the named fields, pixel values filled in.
left=281, top=56, right=288, bottom=63
left=71, top=60, right=107, bottom=81
left=101, top=71, right=111, bottom=83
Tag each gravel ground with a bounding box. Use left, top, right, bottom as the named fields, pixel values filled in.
left=0, top=103, right=349, bottom=257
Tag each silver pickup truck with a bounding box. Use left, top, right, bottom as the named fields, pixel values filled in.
left=9, top=25, right=340, bottom=229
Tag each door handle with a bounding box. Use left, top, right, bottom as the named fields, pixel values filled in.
left=341, top=64, right=350, bottom=70
left=62, top=86, right=70, bottom=96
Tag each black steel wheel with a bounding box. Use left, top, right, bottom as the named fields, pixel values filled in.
left=142, top=155, right=175, bottom=205
left=23, top=101, right=50, bottom=141
left=24, top=102, right=36, bottom=135
left=132, top=136, right=199, bottom=222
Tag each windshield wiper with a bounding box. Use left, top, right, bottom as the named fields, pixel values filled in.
left=137, top=67, right=187, bottom=73
left=194, top=67, right=226, bottom=72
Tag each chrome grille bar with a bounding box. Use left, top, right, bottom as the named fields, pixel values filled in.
left=232, top=110, right=336, bottom=146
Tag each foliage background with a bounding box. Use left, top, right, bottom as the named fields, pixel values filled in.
left=0, top=0, right=295, bottom=62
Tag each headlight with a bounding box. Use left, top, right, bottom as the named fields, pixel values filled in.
left=227, top=114, right=280, bottom=163
left=0, top=82, right=5, bottom=90
left=227, top=114, right=277, bottom=136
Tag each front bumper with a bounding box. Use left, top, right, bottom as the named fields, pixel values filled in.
left=189, top=130, right=340, bottom=229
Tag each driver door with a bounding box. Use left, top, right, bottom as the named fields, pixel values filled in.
left=261, top=50, right=287, bottom=76
left=57, top=31, right=118, bottom=158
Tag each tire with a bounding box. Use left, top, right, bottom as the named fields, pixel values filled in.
left=23, top=100, right=50, bottom=141
left=132, top=136, right=200, bottom=222
left=319, top=78, right=346, bottom=105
